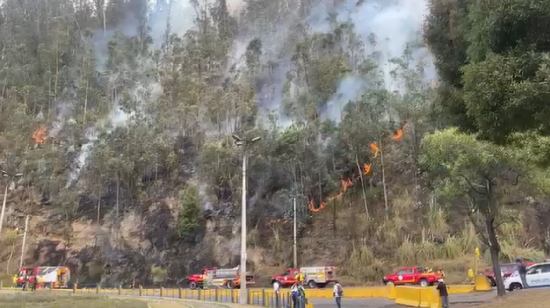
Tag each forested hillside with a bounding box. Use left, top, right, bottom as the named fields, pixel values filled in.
left=1, top=0, right=550, bottom=288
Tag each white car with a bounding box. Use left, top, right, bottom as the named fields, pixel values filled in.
left=504, top=262, right=550, bottom=291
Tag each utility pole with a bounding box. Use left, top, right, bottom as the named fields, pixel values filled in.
left=0, top=184, right=8, bottom=240
left=232, top=134, right=261, bottom=305
left=0, top=170, right=22, bottom=241
left=19, top=215, right=29, bottom=268
left=293, top=197, right=297, bottom=268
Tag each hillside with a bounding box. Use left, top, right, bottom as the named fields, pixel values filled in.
left=1, top=0, right=550, bottom=289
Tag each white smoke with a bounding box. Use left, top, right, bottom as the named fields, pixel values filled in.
left=316, top=0, right=435, bottom=122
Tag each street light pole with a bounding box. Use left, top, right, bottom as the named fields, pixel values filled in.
left=240, top=147, right=248, bottom=305
left=293, top=197, right=297, bottom=268
left=232, top=134, right=261, bottom=305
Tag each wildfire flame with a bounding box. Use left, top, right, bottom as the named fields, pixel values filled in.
left=300, top=126, right=408, bottom=214
left=392, top=129, right=403, bottom=140
left=341, top=178, right=353, bottom=192
left=363, top=163, right=371, bottom=175
left=370, top=143, right=379, bottom=158
left=308, top=200, right=326, bottom=213
left=32, top=126, right=47, bottom=144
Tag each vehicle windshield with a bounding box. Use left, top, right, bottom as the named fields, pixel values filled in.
left=501, top=264, right=518, bottom=273
left=282, top=271, right=290, bottom=276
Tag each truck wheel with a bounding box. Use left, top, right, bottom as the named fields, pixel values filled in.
left=420, top=279, right=428, bottom=287
left=226, top=281, right=234, bottom=289
left=307, top=280, right=317, bottom=289
left=488, top=277, right=496, bottom=287
left=316, top=283, right=327, bottom=288
left=272, top=280, right=281, bottom=288
left=385, top=280, right=394, bottom=286
left=188, top=281, right=198, bottom=289
left=509, top=283, right=522, bottom=291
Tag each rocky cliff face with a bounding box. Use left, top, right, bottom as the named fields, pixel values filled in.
left=3, top=185, right=257, bottom=286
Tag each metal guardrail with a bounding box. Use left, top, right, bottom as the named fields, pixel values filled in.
left=0, top=282, right=310, bottom=308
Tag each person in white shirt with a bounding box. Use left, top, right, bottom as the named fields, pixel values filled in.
left=273, top=281, right=280, bottom=308
left=333, top=280, right=343, bottom=308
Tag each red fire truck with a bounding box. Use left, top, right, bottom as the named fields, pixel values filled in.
left=15, top=266, right=70, bottom=289
left=186, top=266, right=254, bottom=289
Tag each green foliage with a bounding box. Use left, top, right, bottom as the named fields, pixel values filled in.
left=462, top=53, right=550, bottom=143
left=177, top=185, right=201, bottom=238
left=420, top=128, right=516, bottom=202
left=426, top=0, right=550, bottom=144
left=150, top=265, right=168, bottom=285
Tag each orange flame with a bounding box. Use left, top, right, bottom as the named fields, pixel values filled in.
left=392, top=129, right=403, bottom=140
left=341, top=178, right=353, bottom=192
left=32, top=126, right=47, bottom=144
left=363, top=163, right=371, bottom=175
left=308, top=125, right=409, bottom=214
left=370, top=143, right=379, bottom=158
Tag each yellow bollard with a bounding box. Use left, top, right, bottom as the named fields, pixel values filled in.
left=160, top=287, right=165, bottom=297
left=118, top=285, right=122, bottom=295
left=73, top=283, right=77, bottom=293
left=0, top=280, right=3, bottom=290
left=179, top=288, right=183, bottom=299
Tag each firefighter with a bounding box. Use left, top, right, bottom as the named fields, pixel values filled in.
left=437, top=268, right=445, bottom=278
left=467, top=267, right=474, bottom=284
left=295, top=271, right=304, bottom=285
left=291, top=282, right=306, bottom=308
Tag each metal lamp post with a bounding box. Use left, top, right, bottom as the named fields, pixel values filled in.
left=232, top=134, right=261, bottom=305
left=0, top=170, right=23, bottom=241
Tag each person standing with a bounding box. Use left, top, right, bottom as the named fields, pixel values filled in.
left=273, top=280, right=281, bottom=308
left=436, top=278, right=449, bottom=308
left=516, top=258, right=529, bottom=288
left=291, top=283, right=299, bottom=308
left=467, top=267, right=474, bottom=284
left=333, top=280, right=343, bottom=308
left=295, top=271, right=304, bottom=285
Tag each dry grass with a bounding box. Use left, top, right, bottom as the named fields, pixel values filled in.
left=0, top=292, right=148, bottom=308
left=454, top=289, right=550, bottom=308
left=301, top=196, right=547, bottom=286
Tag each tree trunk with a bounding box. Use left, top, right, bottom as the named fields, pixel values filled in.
left=355, top=154, right=369, bottom=218
left=379, top=140, right=389, bottom=219
left=486, top=215, right=505, bottom=296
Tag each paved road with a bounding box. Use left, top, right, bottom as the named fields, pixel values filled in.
left=309, top=291, right=498, bottom=308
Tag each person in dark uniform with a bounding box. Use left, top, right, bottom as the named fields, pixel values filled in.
left=436, top=278, right=449, bottom=308
left=516, top=258, right=528, bottom=288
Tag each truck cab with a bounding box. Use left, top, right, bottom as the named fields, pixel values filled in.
left=271, top=268, right=300, bottom=288
left=271, top=266, right=336, bottom=289
left=383, top=266, right=441, bottom=287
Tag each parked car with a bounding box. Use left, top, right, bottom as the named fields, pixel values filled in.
left=504, top=262, right=550, bottom=291
left=485, top=259, right=537, bottom=286
left=485, top=263, right=520, bottom=286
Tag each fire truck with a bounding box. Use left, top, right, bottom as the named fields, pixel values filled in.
left=271, top=266, right=337, bottom=288
left=186, top=266, right=255, bottom=289
left=15, top=266, right=70, bottom=289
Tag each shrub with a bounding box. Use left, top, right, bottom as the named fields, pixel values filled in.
left=177, top=185, right=200, bottom=238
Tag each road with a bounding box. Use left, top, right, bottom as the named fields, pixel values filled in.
left=309, top=291, right=498, bottom=308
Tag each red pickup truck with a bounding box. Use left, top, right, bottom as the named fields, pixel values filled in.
left=382, top=267, right=441, bottom=287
